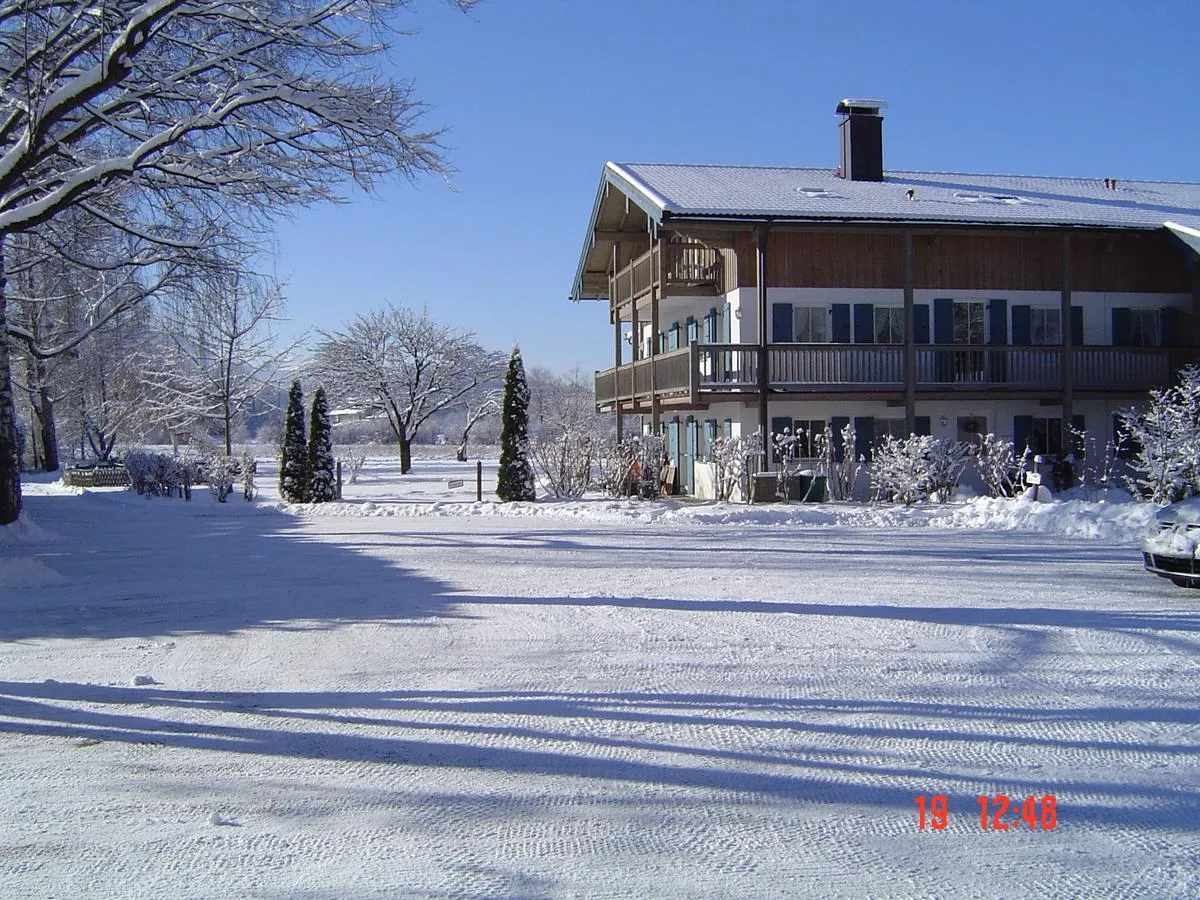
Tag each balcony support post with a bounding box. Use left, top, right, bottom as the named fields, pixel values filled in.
left=903, top=231, right=916, bottom=434
left=755, top=224, right=771, bottom=465
left=612, top=243, right=623, bottom=442
left=1060, top=234, right=1074, bottom=453
left=650, top=273, right=661, bottom=433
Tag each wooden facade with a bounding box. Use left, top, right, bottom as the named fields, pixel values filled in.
left=600, top=223, right=1199, bottom=417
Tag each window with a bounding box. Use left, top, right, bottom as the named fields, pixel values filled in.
left=874, top=307, right=904, bottom=344
left=793, top=307, right=828, bottom=343
left=953, top=300, right=986, bottom=345
left=1030, top=308, right=1061, bottom=345
left=873, top=418, right=907, bottom=444
left=1030, top=417, right=1063, bottom=456
left=792, top=419, right=826, bottom=457
left=1129, top=309, right=1158, bottom=347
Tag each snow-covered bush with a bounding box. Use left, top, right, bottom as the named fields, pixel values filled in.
left=124, top=449, right=182, bottom=497
left=1120, top=365, right=1200, bottom=503
left=198, top=444, right=238, bottom=502
left=871, top=434, right=936, bottom=504
left=531, top=432, right=594, bottom=499
left=593, top=438, right=636, bottom=497
left=712, top=429, right=762, bottom=502
left=337, top=449, right=367, bottom=485
left=818, top=421, right=861, bottom=501
left=972, top=433, right=1019, bottom=498
left=871, top=435, right=974, bottom=504
left=928, top=439, right=972, bottom=502
left=1066, top=423, right=1127, bottom=500
left=241, top=451, right=257, bottom=501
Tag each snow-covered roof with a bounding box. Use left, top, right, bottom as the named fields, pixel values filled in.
left=571, top=161, right=1200, bottom=300
left=609, top=162, right=1200, bottom=231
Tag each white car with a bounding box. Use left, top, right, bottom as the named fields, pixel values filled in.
left=1142, top=498, right=1200, bottom=587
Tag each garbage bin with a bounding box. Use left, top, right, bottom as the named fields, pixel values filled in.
left=751, top=472, right=778, bottom=504
left=802, top=474, right=827, bottom=502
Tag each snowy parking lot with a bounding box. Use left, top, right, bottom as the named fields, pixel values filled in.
left=2, top=460, right=1198, bottom=898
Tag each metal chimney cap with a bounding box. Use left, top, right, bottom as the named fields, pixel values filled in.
left=836, top=99, right=888, bottom=115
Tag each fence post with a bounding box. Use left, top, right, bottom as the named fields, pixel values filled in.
left=476, top=460, right=483, bottom=501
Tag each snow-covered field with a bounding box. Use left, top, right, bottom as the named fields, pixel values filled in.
left=2, top=457, right=1198, bottom=898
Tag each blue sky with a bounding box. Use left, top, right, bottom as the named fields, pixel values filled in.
left=271, top=0, right=1200, bottom=375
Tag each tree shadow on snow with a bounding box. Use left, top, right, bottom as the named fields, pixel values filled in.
left=1, top=490, right=460, bottom=642
left=0, top=679, right=1196, bottom=833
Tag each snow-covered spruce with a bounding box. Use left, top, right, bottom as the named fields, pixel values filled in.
left=1120, top=364, right=1200, bottom=503
left=307, top=387, right=336, bottom=503
left=279, top=380, right=308, bottom=503
left=496, top=345, right=535, bottom=502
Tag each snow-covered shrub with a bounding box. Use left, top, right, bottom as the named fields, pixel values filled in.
left=124, top=449, right=181, bottom=497
left=972, top=433, right=1019, bottom=498
left=198, top=445, right=238, bottom=502
left=593, top=438, right=635, bottom=497
left=1120, top=365, right=1200, bottom=503
left=1066, top=423, right=1127, bottom=500
left=241, top=451, right=257, bottom=501
left=712, top=429, right=762, bottom=502
left=818, top=421, right=861, bottom=501
left=927, top=439, right=972, bottom=502
left=871, top=434, right=936, bottom=504
left=337, top=449, right=366, bottom=485
left=531, top=432, right=594, bottom=499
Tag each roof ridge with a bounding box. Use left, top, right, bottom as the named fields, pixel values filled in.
left=616, top=161, right=1199, bottom=187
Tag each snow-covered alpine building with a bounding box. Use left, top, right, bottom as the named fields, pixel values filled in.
left=569, top=99, right=1200, bottom=496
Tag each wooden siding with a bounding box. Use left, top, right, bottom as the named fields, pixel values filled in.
left=720, top=228, right=1191, bottom=294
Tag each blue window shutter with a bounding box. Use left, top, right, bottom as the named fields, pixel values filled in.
left=771, top=303, right=793, bottom=342
left=831, top=416, right=850, bottom=462
left=1070, top=306, right=1084, bottom=346
left=831, top=304, right=851, bottom=343
left=1111, top=307, right=1131, bottom=347
left=704, top=419, right=717, bottom=460
left=854, top=416, right=874, bottom=462
left=722, top=418, right=732, bottom=440
left=914, top=416, right=931, bottom=437
left=722, top=303, right=732, bottom=342
left=685, top=316, right=698, bottom=343
left=1014, top=415, right=1033, bottom=456
left=933, top=298, right=954, bottom=344
left=669, top=322, right=680, bottom=351
left=913, top=304, right=930, bottom=343
left=853, top=303, right=874, bottom=343
left=1161, top=307, right=1184, bottom=347
left=1011, top=305, right=1032, bottom=344
left=704, top=308, right=717, bottom=343
left=988, top=299, right=1008, bottom=345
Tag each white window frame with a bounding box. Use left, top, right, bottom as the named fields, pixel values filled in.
left=874, top=307, right=904, bottom=344
left=793, top=306, right=829, bottom=343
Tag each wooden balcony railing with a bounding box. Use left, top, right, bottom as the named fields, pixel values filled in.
left=609, top=242, right=723, bottom=310
left=594, top=343, right=1195, bottom=408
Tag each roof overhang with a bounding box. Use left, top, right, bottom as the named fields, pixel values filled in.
left=1165, top=220, right=1200, bottom=258
left=569, top=163, right=668, bottom=303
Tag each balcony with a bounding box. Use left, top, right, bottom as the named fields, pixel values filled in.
left=609, top=242, right=723, bottom=312
left=594, top=344, right=1196, bottom=408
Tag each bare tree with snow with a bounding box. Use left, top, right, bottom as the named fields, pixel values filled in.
left=0, top=0, right=476, bottom=523
left=312, top=305, right=503, bottom=474
left=141, top=269, right=298, bottom=456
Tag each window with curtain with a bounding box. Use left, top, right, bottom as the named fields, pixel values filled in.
left=1030, top=308, right=1061, bottom=345
left=953, top=300, right=986, bottom=344
left=793, top=307, right=829, bottom=343
left=874, top=307, right=904, bottom=344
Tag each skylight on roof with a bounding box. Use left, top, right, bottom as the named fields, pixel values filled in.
left=795, top=186, right=835, bottom=198
left=954, top=191, right=1036, bottom=206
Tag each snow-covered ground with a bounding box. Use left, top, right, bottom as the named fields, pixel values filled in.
left=2, top=457, right=1197, bottom=898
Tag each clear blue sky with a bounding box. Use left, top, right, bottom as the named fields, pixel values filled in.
left=271, top=0, right=1200, bottom=375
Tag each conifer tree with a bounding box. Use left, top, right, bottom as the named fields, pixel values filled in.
left=307, top=387, right=337, bottom=503
left=496, top=345, right=536, bottom=502
left=279, top=380, right=308, bottom=502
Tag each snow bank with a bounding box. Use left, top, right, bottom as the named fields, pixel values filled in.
left=0, top=557, right=68, bottom=589
left=281, top=494, right=1158, bottom=543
